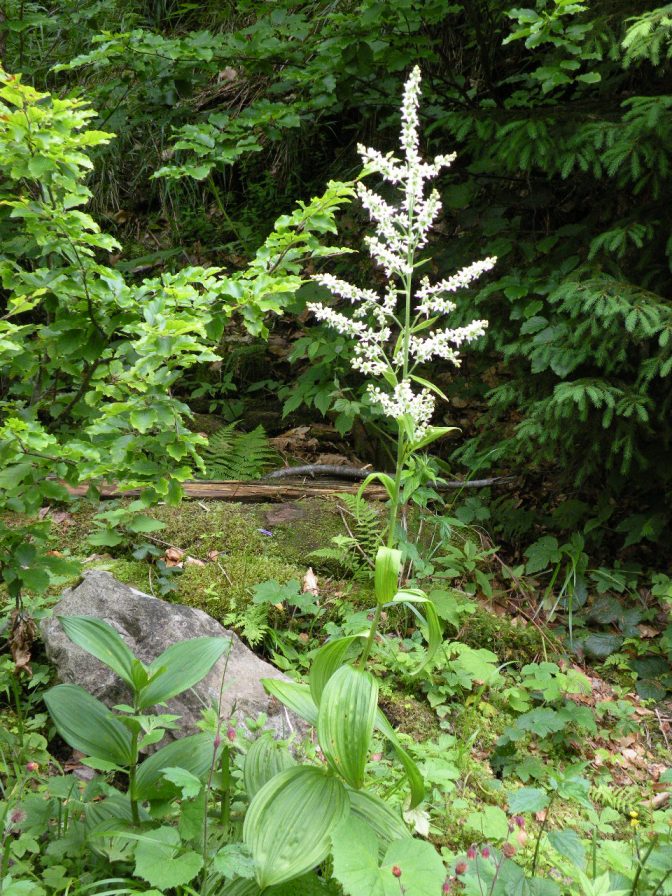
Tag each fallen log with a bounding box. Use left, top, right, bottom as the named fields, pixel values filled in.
left=63, top=479, right=390, bottom=501
left=62, top=472, right=512, bottom=502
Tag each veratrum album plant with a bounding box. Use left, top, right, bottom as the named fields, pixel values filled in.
left=241, top=67, right=493, bottom=895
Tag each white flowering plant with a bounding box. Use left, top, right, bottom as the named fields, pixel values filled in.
left=309, top=67, right=495, bottom=664
left=238, top=70, right=496, bottom=893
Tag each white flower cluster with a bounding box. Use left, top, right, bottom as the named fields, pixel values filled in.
left=415, top=258, right=497, bottom=316
left=308, top=66, right=495, bottom=437
left=368, top=380, right=435, bottom=437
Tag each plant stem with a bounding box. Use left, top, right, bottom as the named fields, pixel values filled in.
left=128, top=728, right=140, bottom=825
left=10, top=677, right=24, bottom=749
left=630, top=835, right=658, bottom=896
left=360, top=604, right=382, bottom=667
left=531, top=793, right=555, bottom=877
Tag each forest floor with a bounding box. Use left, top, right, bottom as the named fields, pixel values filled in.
left=11, top=491, right=670, bottom=871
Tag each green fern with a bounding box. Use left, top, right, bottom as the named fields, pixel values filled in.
left=223, top=603, right=269, bottom=647
left=309, top=494, right=383, bottom=579
left=197, top=423, right=279, bottom=480
left=589, top=783, right=648, bottom=819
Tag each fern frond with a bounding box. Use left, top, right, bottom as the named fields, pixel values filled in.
left=223, top=603, right=269, bottom=647
left=197, top=423, right=279, bottom=480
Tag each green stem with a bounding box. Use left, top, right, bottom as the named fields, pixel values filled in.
left=386, top=425, right=406, bottom=549
left=10, top=676, right=24, bottom=750
left=630, top=835, right=658, bottom=896
left=531, top=793, right=555, bottom=877
left=220, top=746, right=231, bottom=827
left=128, top=728, right=140, bottom=825
left=650, top=868, right=672, bottom=896
left=359, top=604, right=382, bottom=667
left=207, top=174, right=252, bottom=255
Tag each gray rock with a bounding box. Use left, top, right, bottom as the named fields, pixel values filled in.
left=41, top=570, right=300, bottom=743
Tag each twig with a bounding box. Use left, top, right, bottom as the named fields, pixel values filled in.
left=262, top=464, right=513, bottom=490
left=655, top=709, right=670, bottom=751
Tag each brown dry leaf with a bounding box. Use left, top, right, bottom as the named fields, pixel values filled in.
left=207, top=550, right=222, bottom=561
left=164, top=546, right=185, bottom=568
left=637, top=624, right=660, bottom=639
left=314, top=453, right=353, bottom=466
left=270, top=426, right=318, bottom=454
left=165, top=547, right=184, bottom=562
left=9, top=610, right=38, bottom=677
left=650, top=764, right=669, bottom=783
left=63, top=751, right=97, bottom=781
left=184, top=556, right=206, bottom=568
left=302, top=568, right=319, bottom=596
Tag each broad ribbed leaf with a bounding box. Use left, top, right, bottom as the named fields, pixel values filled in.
left=374, top=547, right=401, bottom=605
left=375, top=710, right=424, bottom=808
left=57, top=616, right=136, bottom=688
left=243, top=766, right=349, bottom=889
left=44, top=684, right=133, bottom=766
left=309, top=634, right=366, bottom=706
left=244, top=733, right=295, bottom=798
left=138, top=636, right=230, bottom=708
left=347, top=788, right=411, bottom=855
left=262, top=679, right=318, bottom=726
left=318, top=665, right=378, bottom=789
left=391, top=589, right=442, bottom=675
left=134, top=732, right=219, bottom=801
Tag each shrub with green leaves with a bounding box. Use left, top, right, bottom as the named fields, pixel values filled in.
left=0, top=68, right=353, bottom=603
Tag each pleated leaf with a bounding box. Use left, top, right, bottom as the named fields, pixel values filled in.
left=134, top=732, right=220, bottom=801
left=375, top=709, right=425, bottom=808
left=309, top=634, right=366, bottom=706
left=317, top=664, right=378, bottom=789
left=138, top=636, right=230, bottom=709
left=374, top=547, right=401, bottom=605
left=44, top=684, right=133, bottom=766
left=391, top=589, right=443, bottom=675
left=243, top=766, right=349, bottom=889
left=244, top=733, right=295, bottom=798
left=261, top=679, right=318, bottom=726
left=347, top=788, right=411, bottom=856
left=57, top=616, right=136, bottom=688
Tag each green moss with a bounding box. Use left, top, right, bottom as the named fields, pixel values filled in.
left=150, top=502, right=267, bottom=557
left=260, top=498, right=351, bottom=567
left=174, top=554, right=302, bottom=621
left=378, top=688, right=440, bottom=741
left=459, top=606, right=557, bottom=664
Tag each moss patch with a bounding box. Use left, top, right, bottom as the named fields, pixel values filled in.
left=459, top=606, right=555, bottom=664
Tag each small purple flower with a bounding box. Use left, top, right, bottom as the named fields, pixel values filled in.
left=258, top=528, right=273, bottom=537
